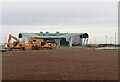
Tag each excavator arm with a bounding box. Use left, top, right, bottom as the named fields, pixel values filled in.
left=29, top=37, right=41, bottom=50
left=6, top=34, right=25, bottom=50
left=8, top=34, right=19, bottom=46
left=8, top=34, right=11, bottom=45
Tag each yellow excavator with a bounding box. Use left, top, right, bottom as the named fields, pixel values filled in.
left=5, top=34, right=25, bottom=50
left=4, top=34, right=54, bottom=50
left=30, top=38, right=53, bottom=49
left=40, top=38, right=53, bottom=49
left=29, top=38, right=41, bottom=50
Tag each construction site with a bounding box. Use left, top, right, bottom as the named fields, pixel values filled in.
left=2, top=32, right=118, bottom=80
left=1, top=1, right=118, bottom=81
left=3, top=32, right=89, bottom=51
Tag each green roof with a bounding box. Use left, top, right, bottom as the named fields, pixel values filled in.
left=60, top=33, right=88, bottom=41
left=19, top=33, right=89, bottom=42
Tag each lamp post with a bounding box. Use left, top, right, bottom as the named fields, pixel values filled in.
left=106, top=36, right=108, bottom=44
left=115, top=32, right=116, bottom=49
left=94, top=37, right=96, bottom=44
left=110, top=36, right=112, bottom=44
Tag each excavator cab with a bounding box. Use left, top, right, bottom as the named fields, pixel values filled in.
left=42, top=43, right=52, bottom=49
left=40, top=40, right=53, bottom=49
left=13, top=41, right=19, bottom=47
left=30, top=38, right=41, bottom=50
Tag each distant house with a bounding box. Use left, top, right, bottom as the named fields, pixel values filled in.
left=18, top=32, right=89, bottom=46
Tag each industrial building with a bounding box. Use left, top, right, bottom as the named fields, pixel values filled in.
left=18, top=32, right=89, bottom=46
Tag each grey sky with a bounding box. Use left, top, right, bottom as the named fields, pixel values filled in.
left=2, top=2, right=117, bottom=25
left=1, top=2, right=118, bottom=44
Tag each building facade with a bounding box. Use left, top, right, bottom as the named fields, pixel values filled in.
left=18, top=32, right=89, bottom=46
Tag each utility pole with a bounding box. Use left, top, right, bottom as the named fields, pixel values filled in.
left=115, top=32, right=116, bottom=49
left=110, top=36, right=112, bottom=44
left=106, top=36, right=108, bottom=44
left=94, top=37, right=96, bottom=44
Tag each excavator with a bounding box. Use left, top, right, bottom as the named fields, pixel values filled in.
left=4, top=34, right=54, bottom=50
left=29, top=38, right=41, bottom=50
left=21, top=37, right=52, bottom=50
left=40, top=38, right=53, bottom=49
left=4, top=34, right=25, bottom=50
left=29, top=38, right=53, bottom=49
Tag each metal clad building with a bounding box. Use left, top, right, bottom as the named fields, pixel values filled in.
left=18, top=32, right=89, bottom=46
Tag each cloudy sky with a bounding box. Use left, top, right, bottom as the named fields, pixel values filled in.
left=1, top=1, right=118, bottom=44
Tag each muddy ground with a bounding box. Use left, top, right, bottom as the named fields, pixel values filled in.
left=2, top=47, right=118, bottom=80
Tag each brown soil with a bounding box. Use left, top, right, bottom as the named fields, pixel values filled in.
left=2, top=47, right=118, bottom=80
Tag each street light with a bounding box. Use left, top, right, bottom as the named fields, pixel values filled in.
left=94, top=37, right=96, bottom=44
left=115, top=32, right=116, bottom=49
left=105, top=36, right=108, bottom=44
left=109, top=36, right=112, bottom=44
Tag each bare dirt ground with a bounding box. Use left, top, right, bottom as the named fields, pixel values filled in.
left=2, top=47, right=118, bottom=80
